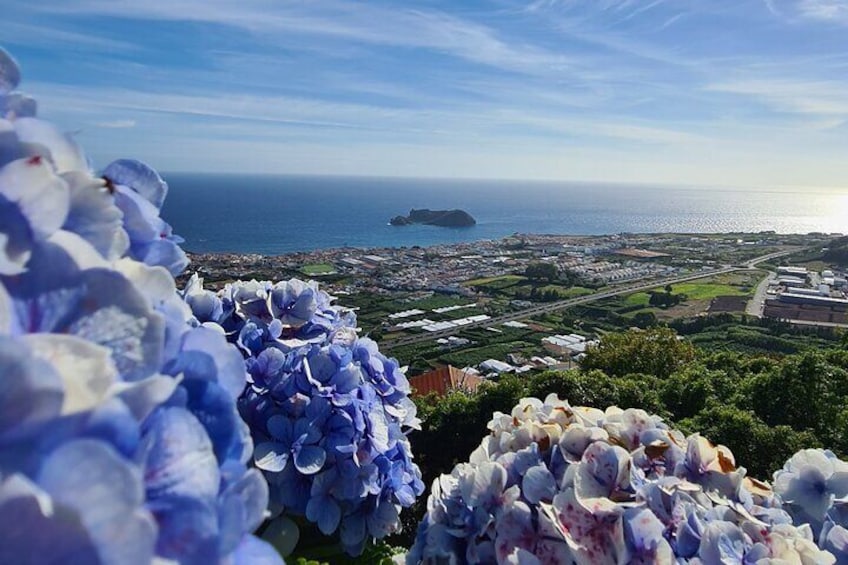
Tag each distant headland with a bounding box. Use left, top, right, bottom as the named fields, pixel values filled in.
left=390, top=208, right=476, bottom=228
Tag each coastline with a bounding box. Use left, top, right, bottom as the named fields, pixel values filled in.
left=179, top=231, right=824, bottom=291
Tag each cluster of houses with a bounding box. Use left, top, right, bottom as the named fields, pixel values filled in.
left=541, top=333, right=599, bottom=361
left=561, top=259, right=676, bottom=284
left=298, top=233, right=689, bottom=295
left=407, top=328, right=599, bottom=398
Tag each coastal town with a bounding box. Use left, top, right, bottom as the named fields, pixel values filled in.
left=186, top=231, right=809, bottom=293
left=183, top=231, right=846, bottom=388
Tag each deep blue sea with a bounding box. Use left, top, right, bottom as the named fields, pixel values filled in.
left=160, top=173, right=847, bottom=255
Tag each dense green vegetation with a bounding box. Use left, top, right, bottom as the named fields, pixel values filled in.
left=465, top=269, right=596, bottom=302
left=524, top=261, right=558, bottom=282
left=824, top=235, right=848, bottom=266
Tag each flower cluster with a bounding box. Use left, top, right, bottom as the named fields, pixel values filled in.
left=182, top=276, right=425, bottom=556
left=0, top=48, right=281, bottom=564
left=408, top=394, right=848, bottom=564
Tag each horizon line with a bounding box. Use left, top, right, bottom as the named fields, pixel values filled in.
left=157, top=169, right=848, bottom=193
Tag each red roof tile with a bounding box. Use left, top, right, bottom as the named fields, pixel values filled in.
left=409, top=365, right=483, bottom=396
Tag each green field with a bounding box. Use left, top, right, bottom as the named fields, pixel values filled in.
left=623, top=292, right=652, bottom=307
left=674, top=282, right=750, bottom=299
left=463, top=275, right=524, bottom=287
left=536, top=285, right=594, bottom=299
left=465, top=274, right=594, bottom=302
left=300, top=263, right=336, bottom=275
left=625, top=280, right=752, bottom=307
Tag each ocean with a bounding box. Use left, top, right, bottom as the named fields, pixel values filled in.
left=160, top=173, right=847, bottom=255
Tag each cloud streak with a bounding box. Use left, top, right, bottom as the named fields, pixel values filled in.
left=95, top=119, right=137, bottom=128
left=22, top=0, right=583, bottom=76
left=3, top=0, right=847, bottom=187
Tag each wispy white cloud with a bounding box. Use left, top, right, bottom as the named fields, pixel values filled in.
left=32, top=80, right=711, bottom=149
left=0, top=20, right=139, bottom=51
left=796, top=0, right=848, bottom=23
left=707, top=78, right=848, bottom=116
left=761, top=0, right=848, bottom=23
left=95, top=119, right=137, bottom=128
left=762, top=0, right=781, bottom=15
left=21, top=0, right=580, bottom=76
left=4, top=0, right=848, bottom=186
left=658, top=13, right=687, bottom=30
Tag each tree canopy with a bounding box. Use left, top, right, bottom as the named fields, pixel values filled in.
left=581, top=326, right=697, bottom=379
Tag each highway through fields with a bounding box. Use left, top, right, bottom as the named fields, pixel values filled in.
left=379, top=248, right=798, bottom=350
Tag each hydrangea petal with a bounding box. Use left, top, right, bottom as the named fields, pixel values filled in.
left=0, top=154, right=70, bottom=240
left=23, top=333, right=117, bottom=416
left=367, top=499, right=400, bottom=539
left=102, top=159, right=168, bottom=209
left=255, top=442, right=290, bottom=473
left=0, top=473, right=101, bottom=565
left=306, top=495, right=341, bottom=535
left=218, top=468, right=270, bottom=556
left=47, top=230, right=109, bottom=270
left=114, top=374, right=180, bottom=422
left=231, top=535, right=285, bottom=565
left=0, top=48, right=21, bottom=94
left=139, top=407, right=221, bottom=504
left=0, top=337, right=63, bottom=439
left=13, top=118, right=87, bottom=174
left=523, top=464, right=556, bottom=505
left=61, top=171, right=128, bottom=260
left=0, top=206, right=32, bottom=275
left=0, top=119, right=25, bottom=168
left=38, top=439, right=157, bottom=565
left=2, top=92, right=37, bottom=118
left=294, top=445, right=326, bottom=475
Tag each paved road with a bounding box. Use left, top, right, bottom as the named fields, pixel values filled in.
left=745, top=270, right=775, bottom=317
left=380, top=248, right=799, bottom=350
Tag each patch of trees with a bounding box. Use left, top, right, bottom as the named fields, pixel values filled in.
left=580, top=327, right=697, bottom=379
left=670, top=313, right=842, bottom=345
left=524, top=262, right=558, bottom=282
left=528, top=286, right=563, bottom=302
left=648, top=288, right=685, bottom=307
left=824, top=236, right=848, bottom=266
left=631, top=311, right=658, bottom=328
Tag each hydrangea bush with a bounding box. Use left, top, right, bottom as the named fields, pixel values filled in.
left=0, top=48, right=282, bottom=564
left=181, top=276, right=425, bottom=556
left=408, top=394, right=848, bottom=564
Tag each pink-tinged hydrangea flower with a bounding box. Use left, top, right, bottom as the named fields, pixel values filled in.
left=407, top=394, right=848, bottom=564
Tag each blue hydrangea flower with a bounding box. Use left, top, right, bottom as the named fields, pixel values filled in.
left=183, top=273, right=224, bottom=324
left=186, top=277, right=423, bottom=556
left=0, top=47, right=281, bottom=565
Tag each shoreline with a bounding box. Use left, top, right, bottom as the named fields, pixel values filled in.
left=181, top=229, right=840, bottom=259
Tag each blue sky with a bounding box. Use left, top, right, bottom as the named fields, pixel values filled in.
left=3, top=0, right=848, bottom=187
